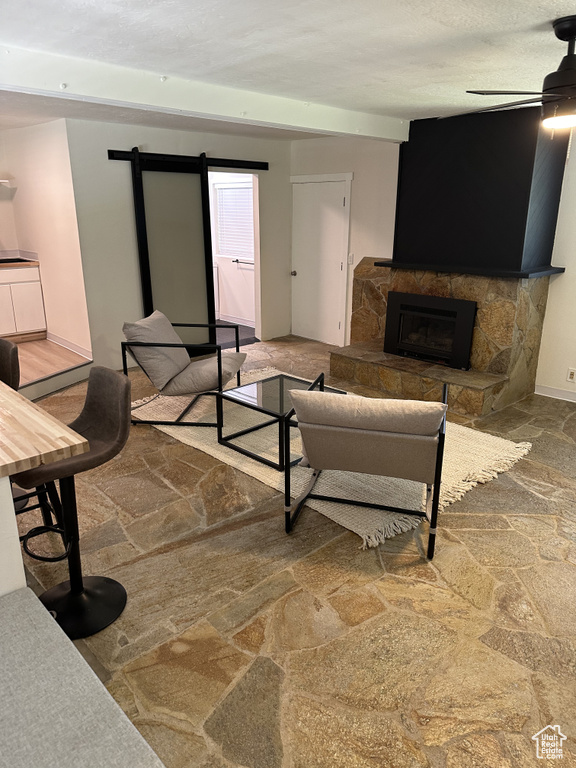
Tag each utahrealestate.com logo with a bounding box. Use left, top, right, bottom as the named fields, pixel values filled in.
left=532, top=725, right=567, bottom=759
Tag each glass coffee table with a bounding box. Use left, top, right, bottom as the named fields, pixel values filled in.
left=216, top=372, right=345, bottom=471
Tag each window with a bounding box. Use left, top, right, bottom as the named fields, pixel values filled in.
left=214, top=182, right=254, bottom=260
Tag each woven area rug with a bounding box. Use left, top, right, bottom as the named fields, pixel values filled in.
left=133, top=368, right=532, bottom=547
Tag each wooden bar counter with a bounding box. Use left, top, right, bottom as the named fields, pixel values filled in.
left=0, top=381, right=88, bottom=597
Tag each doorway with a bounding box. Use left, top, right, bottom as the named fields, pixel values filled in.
left=208, top=171, right=260, bottom=346
left=108, top=148, right=267, bottom=348
left=291, top=174, right=352, bottom=346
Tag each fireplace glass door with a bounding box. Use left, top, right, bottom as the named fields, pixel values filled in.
left=398, top=308, right=456, bottom=360
left=384, top=292, right=477, bottom=370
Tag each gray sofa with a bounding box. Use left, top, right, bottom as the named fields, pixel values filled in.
left=0, top=587, right=165, bottom=768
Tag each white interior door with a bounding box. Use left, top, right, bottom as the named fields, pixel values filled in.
left=291, top=178, right=350, bottom=346
left=215, top=256, right=255, bottom=325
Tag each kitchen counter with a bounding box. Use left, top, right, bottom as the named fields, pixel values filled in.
left=0, top=260, right=39, bottom=269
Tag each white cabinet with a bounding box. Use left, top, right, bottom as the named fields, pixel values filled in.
left=0, top=267, right=46, bottom=336
left=11, top=282, right=46, bottom=332
left=0, top=285, right=17, bottom=335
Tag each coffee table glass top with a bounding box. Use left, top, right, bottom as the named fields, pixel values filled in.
left=218, top=373, right=345, bottom=471
left=222, top=373, right=341, bottom=416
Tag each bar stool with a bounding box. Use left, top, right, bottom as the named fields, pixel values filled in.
left=11, top=366, right=132, bottom=639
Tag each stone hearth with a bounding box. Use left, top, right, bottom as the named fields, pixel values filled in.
left=331, top=259, right=550, bottom=417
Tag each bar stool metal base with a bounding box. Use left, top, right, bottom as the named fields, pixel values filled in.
left=40, top=576, right=127, bottom=640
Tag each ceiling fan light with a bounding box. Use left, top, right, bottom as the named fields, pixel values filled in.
left=542, top=113, right=576, bottom=128
left=541, top=95, right=576, bottom=128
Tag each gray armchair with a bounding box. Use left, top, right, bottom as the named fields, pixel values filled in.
left=284, top=387, right=448, bottom=559
left=122, top=310, right=246, bottom=427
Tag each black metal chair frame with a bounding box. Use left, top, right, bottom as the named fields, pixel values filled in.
left=121, top=321, right=241, bottom=428
left=284, top=384, right=448, bottom=560
left=15, top=481, right=70, bottom=562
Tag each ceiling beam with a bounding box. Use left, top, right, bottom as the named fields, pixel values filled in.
left=0, top=46, right=409, bottom=142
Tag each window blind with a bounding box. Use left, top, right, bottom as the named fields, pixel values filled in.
left=215, top=184, right=254, bottom=259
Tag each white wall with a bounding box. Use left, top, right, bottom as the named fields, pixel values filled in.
left=291, top=137, right=399, bottom=263
left=535, top=139, right=576, bottom=401
left=0, top=121, right=91, bottom=355
left=64, top=119, right=292, bottom=373
left=291, top=136, right=400, bottom=341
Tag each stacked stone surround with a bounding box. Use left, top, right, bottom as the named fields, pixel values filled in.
left=331, top=258, right=550, bottom=416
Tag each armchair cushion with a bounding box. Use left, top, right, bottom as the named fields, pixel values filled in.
left=123, top=311, right=190, bottom=390
left=290, top=390, right=447, bottom=436
left=161, top=352, right=246, bottom=395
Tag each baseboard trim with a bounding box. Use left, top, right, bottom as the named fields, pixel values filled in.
left=534, top=384, right=576, bottom=403
left=218, top=313, right=255, bottom=327
left=46, top=332, right=92, bottom=359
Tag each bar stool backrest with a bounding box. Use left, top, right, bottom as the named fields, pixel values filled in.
left=0, top=338, right=20, bottom=390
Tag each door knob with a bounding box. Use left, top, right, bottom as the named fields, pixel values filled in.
left=291, top=270, right=297, bottom=276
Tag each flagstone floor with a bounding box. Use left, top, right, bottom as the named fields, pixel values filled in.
left=19, top=336, right=576, bottom=768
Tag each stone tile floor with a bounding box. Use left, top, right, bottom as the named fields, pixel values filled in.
left=18, top=336, right=576, bottom=768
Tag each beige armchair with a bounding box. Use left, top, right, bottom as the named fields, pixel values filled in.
left=122, top=310, right=246, bottom=427
left=285, top=387, right=448, bottom=559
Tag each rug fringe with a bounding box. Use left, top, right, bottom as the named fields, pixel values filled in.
left=439, top=440, right=532, bottom=510
left=359, top=515, right=422, bottom=549
left=360, top=440, right=532, bottom=547
left=131, top=393, right=160, bottom=408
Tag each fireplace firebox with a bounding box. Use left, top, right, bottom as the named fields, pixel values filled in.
left=384, top=292, right=477, bottom=370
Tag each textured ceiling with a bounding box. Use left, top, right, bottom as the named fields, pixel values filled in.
left=1, top=0, right=576, bottom=135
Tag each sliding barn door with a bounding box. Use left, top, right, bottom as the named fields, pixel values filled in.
left=141, top=170, right=210, bottom=344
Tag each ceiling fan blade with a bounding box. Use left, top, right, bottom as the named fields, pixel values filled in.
left=440, top=96, right=545, bottom=119
left=467, top=90, right=546, bottom=96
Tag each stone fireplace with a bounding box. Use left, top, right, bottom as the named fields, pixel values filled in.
left=330, top=258, right=550, bottom=417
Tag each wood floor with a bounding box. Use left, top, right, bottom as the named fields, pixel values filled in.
left=17, top=339, right=91, bottom=386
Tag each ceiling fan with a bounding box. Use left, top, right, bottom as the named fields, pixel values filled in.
left=455, top=15, right=576, bottom=127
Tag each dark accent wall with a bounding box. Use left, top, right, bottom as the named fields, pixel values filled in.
left=389, top=107, right=569, bottom=278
